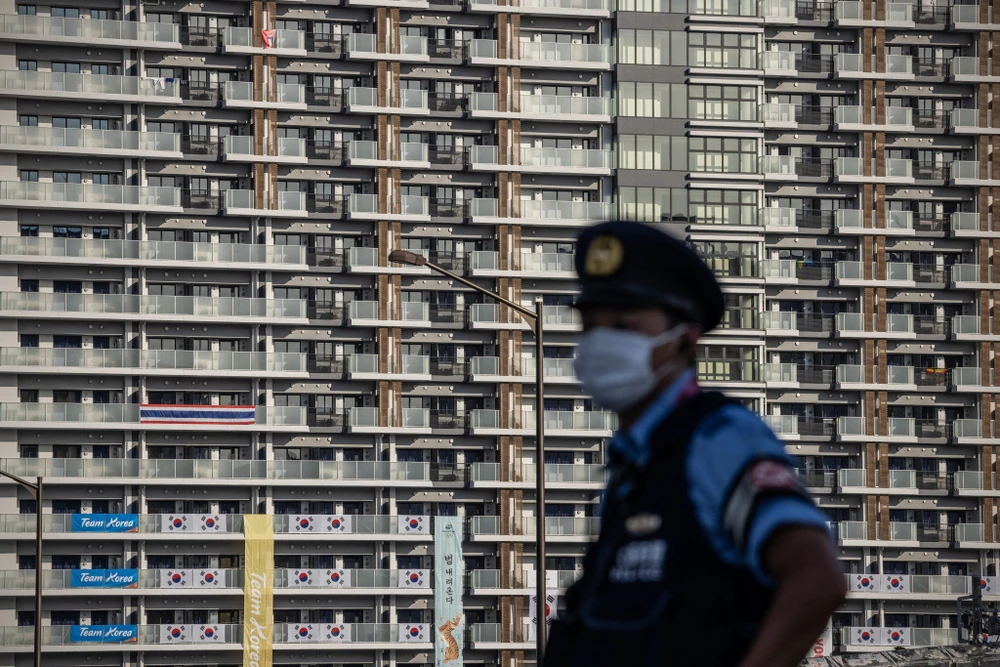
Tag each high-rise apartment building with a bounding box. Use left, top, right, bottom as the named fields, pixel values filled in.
left=0, top=0, right=999, bottom=664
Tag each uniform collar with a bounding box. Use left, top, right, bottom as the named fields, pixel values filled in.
left=608, top=369, right=700, bottom=470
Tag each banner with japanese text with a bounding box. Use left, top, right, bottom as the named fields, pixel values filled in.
left=243, top=515, right=274, bottom=667
left=434, top=516, right=464, bottom=667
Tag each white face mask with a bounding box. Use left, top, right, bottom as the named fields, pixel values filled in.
left=572, top=325, right=689, bottom=413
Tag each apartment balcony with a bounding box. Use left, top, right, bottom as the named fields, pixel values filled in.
left=0, top=126, right=182, bottom=159
left=833, top=209, right=915, bottom=235
left=345, top=0, right=430, bottom=9
left=468, top=303, right=580, bottom=332
left=835, top=416, right=918, bottom=443
left=346, top=300, right=431, bottom=327
left=834, top=106, right=914, bottom=132
left=836, top=364, right=919, bottom=391
left=835, top=53, right=914, bottom=80
left=760, top=207, right=835, bottom=233
left=469, top=145, right=612, bottom=175
left=835, top=1, right=915, bottom=26
left=467, top=39, right=611, bottom=70
left=222, top=27, right=306, bottom=55
left=950, top=56, right=1000, bottom=82
left=467, top=251, right=575, bottom=278
left=347, top=87, right=430, bottom=115
left=840, top=627, right=958, bottom=650
left=470, top=198, right=610, bottom=227
left=221, top=136, right=307, bottom=164
left=223, top=81, right=306, bottom=110
left=305, top=85, right=346, bottom=109
left=467, top=568, right=579, bottom=595
left=223, top=190, right=306, bottom=217
left=834, top=157, right=914, bottom=184
left=346, top=354, right=433, bottom=381
left=346, top=33, right=430, bottom=62
left=469, top=93, right=612, bottom=123
left=947, top=108, right=1000, bottom=134
left=347, top=141, right=431, bottom=169
left=347, top=194, right=430, bottom=222
left=763, top=364, right=834, bottom=388
left=0, top=458, right=438, bottom=485
left=0, top=292, right=306, bottom=322
left=834, top=260, right=915, bottom=287
left=468, top=409, right=615, bottom=437
left=836, top=312, right=914, bottom=338
left=467, top=356, right=577, bottom=384
left=467, top=515, right=601, bottom=542
left=0, top=348, right=318, bottom=378
left=0, top=71, right=181, bottom=103
left=760, top=259, right=834, bottom=284
left=467, top=0, right=611, bottom=16
left=949, top=160, right=1000, bottom=186
left=951, top=5, right=1000, bottom=30
left=469, top=464, right=604, bottom=490
left=948, top=314, right=994, bottom=342
left=0, top=13, right=180, bottom=48
left=0, top=181, right=182, bottom=213
left=0, top=404, right=312, bottom=432
left=760, top=156, right=833, bottom=181
left=948, top=211, right=998, bottom=238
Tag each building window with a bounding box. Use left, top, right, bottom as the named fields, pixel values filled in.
left=19, top=225, right=38, bottom=236
left=19, top=115, right=37, bottom=127
left=51, top=7, right=80, bottom=17
left=20, top=334, right=39, bottom=348
left=618, top=186, right=687, bottom=223
left=697, top=345, right=759, bottom=382
left=688, top=137, right=757, bottom=173
left=53, top=117, right=82, bottom=129
left=617, top=30, right=677, bottom=65
left=20, top=389, right=38, bottom=403
left=92, top=118, right=111, bottom=130
left=688, top=32, right=757, bottom=69
left=91, top=64, right=110, bottom=76
left=20, top=280, right=38, bottom=293
left=17, top=60, right=36, bottom=71
left=617, top=82, right=686, bottom=118
left=689, top=189, right=758, bottom=226
left=691, top=240, right=759, bottom=278
left=50, top=611, right=80, bottom=626
left=688, top=84, right=757, bottom=121
left=19, top=170, right=38, bottom=182
left=54, top=226, right=82, bottom=238
left=617, top=135, right=687, bottom=171
left=52, top=62, right=81, bottom=74
left=53, top=172, right=82, bottom=184
left=17, top=5, right=36, bottom=15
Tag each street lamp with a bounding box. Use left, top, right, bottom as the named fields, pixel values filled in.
left=388, top=249, right=549, bottom=661
left=0, top=469, right=42, bottom=667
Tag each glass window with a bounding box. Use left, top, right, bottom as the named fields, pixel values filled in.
left=52, top=62, right=81, bottom=74
left=20, top=334, right=39, bottom=348
left=51, top=7, right=80, bottom=17
left=20, top=280, right=38, bottom=293
left=53, top=172, right=82, bottom=184
left=689, top=85, right=757, bottom=121
left=17, top=5, right=36, bottom=15
left=19, top=170, right=38, bottom=182
left=20, top=225, right=38, bottom=237
left=19, top=115, right=37, bottom=127
left=53, top=117, right=81, bottom=129
left=688, top=137, right=758, bottom=173
left=92, top=118, right=111, bottom=130
left=91, top=64, right=110, bottom=76
left=18, top=60, right=36, bottom=71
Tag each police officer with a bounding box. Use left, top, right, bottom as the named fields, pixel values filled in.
left=544, top=221, right=846, bottom=667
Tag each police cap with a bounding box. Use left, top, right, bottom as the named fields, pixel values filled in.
left=573, top=220, right=724, bottom=333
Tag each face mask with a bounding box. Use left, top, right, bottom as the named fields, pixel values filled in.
left=572, top=325, right=688, bottom=413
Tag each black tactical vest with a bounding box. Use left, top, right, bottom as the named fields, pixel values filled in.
left=545, top=392, right=775, bottom=667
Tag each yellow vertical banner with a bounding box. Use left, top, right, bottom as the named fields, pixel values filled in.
left=243, top=515, right=274, bottom=667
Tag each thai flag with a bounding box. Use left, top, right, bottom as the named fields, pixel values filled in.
left=139, top=404, right=255, bottom=425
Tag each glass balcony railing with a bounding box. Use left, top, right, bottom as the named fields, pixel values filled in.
left=760, top=51, right=795, bottom=71
left=468, top=515, right=600, bottom=537
left=0, top=181, right=180, bottom=208
left=469, top=0, right=611, bottom=11
left=760, top=207, right=796, bottom=228
left=951, top=56, right=983, bottom=77
left=521, top=199, right=609, bottom=221
left=0, top=70, right=180, bottom=98
left=761, top=311, right=797, bottom=330
left=0, top=126, right=180, bottom=153
left=520, top=147, right=611, bottom=170
left=348, top=87, right=428, bottom=110
left=951, top=367, right=983, bottom=387
left=0, top=14, right=179, bottom=43
left=518, top=94, right=611, bottom=117
left=224, top=26, right=304, bottom=50
left=953, top=419, right=983, bottom=438
left=0, top=348, right=311, bottom=372
left=0, top=237, right=304, bottom=264
left=759, top=103, right=796, bottom=123
left=519, top=41, right=610, bottom=64
left=838, top=469, right=866, bottom=487
left=0, top=293, right=305, bottom=318
left=764, top=415, right=798, bottom=435
left=952, top=315, right=981, bottom=334
left=951, top=5, right=992, bottom=25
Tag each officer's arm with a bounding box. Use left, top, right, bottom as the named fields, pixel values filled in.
left=737, top=525, right=846, bottom=667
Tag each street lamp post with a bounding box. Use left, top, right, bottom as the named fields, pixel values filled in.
left=388, top=249, right=548, bottom=662
left=0, top=469, right=43, bottom=667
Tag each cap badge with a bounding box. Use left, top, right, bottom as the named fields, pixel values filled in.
left=584, top=235, right=623, bottom=277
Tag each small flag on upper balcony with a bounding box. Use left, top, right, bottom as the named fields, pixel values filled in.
left=139, top=404, right=255, bottom=425
left=262, top=29, right=275, bottom=48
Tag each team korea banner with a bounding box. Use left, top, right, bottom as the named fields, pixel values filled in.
left=399, top=569, right=429, bottom=589
left=284, top=624, right=352, bottom=643
left=400, top=624, right=428, bottom=642
left=243, top=515, right=274, bottom=667
left=161, top=514, right=227, bottom=532
left=285, top=568, right=352, bottom=588
left=528, top=592, right=559, bottom=642
left=160, top=624, right=225, bottom=644
left=286, top=515, right=353, bottom=533
left=160, top=569, right=191, bottom=588
left=882, top=574, right=910, bottom=593
left=808, top=622, right=833, bottom=659
left=398, top=515, right=430, bottom=534
left=434, top=516, right=464, bottom=667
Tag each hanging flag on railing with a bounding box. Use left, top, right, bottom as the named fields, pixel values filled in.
left=262, top=29, right=275, bottom=48
left=139, top=404, right=255, bottom=425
